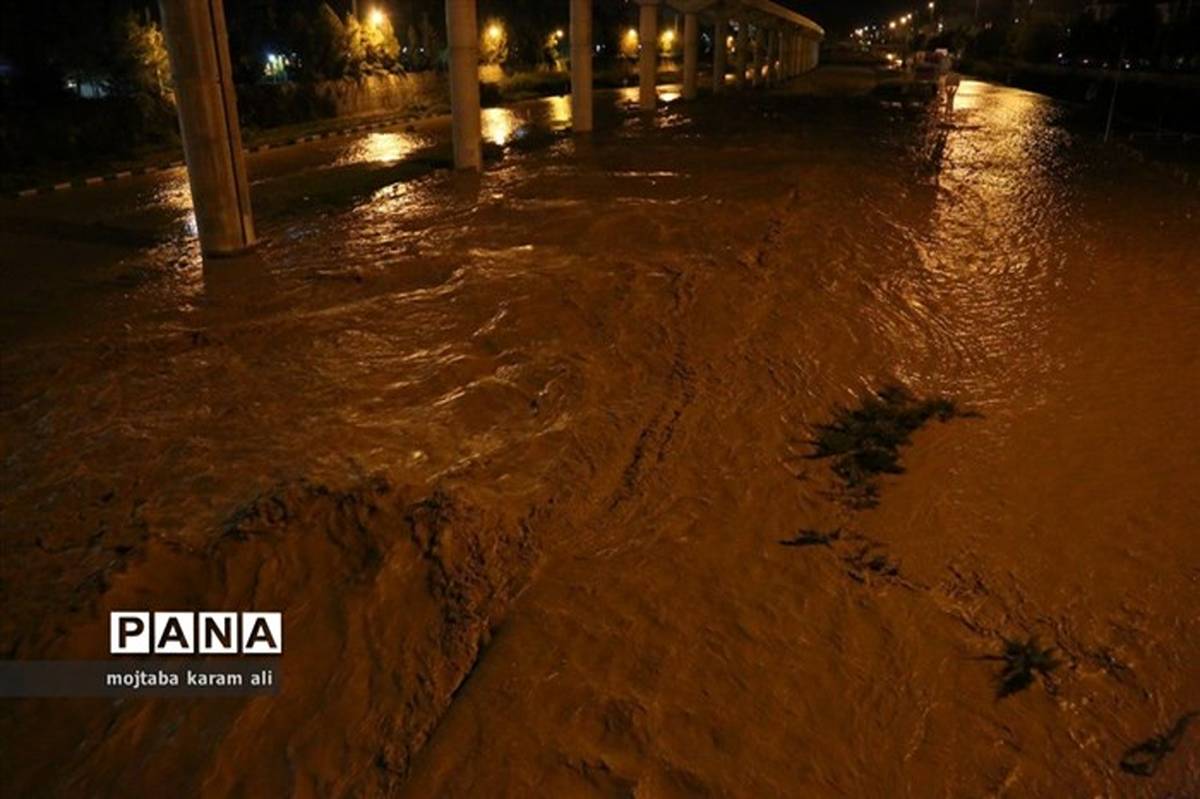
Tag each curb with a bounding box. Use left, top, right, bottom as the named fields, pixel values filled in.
left=15, top=164, right=178, bottom=198
left=10, top=114, right=425, bottom=200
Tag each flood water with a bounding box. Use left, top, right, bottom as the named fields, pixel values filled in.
left=1, top=78, right=1198, bottom=796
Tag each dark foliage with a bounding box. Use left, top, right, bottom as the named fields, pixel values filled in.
left=985, top=636, right=1059, bottom=698
left=779, top=528, right=841, bottom=547
left=808, top=385, right=974, bottom=507
left=1119, top=712, right=1197, bottom=777
left=843, top=544, right=901, bottom=580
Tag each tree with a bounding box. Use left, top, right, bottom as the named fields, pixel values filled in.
left=480, top=19, right=509, bottom=65
left=364, top=15, right=402, bottom=70
left=1015, top=20, right=1066, bottom=63
left=344, top=15, right=369, bottom=74
left=1110, top=0, right=1161, bottom=61
left=110, top=13, right=172, bottom=101
left=406, top=23, right=422, bottom=70
left=294, top=3, right=349, bottom=80
left=419, top=13, right=440, bottom=68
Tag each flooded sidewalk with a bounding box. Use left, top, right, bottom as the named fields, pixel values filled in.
left=2, top=79, right=1198, bottom=796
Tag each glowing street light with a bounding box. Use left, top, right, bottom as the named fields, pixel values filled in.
left=620, top=27, right=639, bottom=59
left=368, top=7, right=385, bottom=28
left=486, top=22, right=504, bottom=42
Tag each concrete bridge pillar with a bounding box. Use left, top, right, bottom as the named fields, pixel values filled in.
left=777, top=30, right=787, bottom=80
left=570, top=0, right=593, bottom=131
left=768, top=29, right=779, bottom=85
left=712, top=18, right=728, bottom=93
left=682, top=12, right=699, bottom=100
left=734, top=20, right=748, bottom=89
left=446, top=0, right=482, bottom=169
left=752, top=27, right=765, bottom=88
left=637, top=0, right=660, bottom=110
left=762, top=29, right=772, bottom=86
left=159, top=0, right=254, bottom=257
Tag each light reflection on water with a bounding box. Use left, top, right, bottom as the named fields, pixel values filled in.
left=152, top=169, right=198, bottom=237
left=483, top=107, right=523, bottom=145
left=543, top=95, right=572, bottom=130
left=615, top=85, right=684, bottom=106
left=335, top=131, right=427, bottom=165
left=616, top=86, right=639, bottom=105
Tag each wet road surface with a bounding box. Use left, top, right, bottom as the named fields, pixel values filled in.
left=2, top=76, right=1198, bottom=796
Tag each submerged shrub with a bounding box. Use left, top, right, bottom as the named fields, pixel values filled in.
left=808, top=385, right=973, bottom=507
left=991, top=636, right=1059, bottom=697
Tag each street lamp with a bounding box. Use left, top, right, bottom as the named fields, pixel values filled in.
left=368, top=8, right=385, bottom=28
left=620, top=27, right=639, bottom=60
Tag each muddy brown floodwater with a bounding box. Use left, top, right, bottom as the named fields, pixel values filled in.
left=1, top=79, right=1198, bottom=797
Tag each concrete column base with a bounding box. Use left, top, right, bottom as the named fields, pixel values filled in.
left=637, top=0, right=660, bottom=110
left=712, top=18, right=728, bottom=94
left=734, top=20, right=749, bottom=90
left=446, top=0, right=482, bottom=169
left=570, top=0, right=593, bottom=132
left=682, top=12, right=699, bottom=100
left=752, top=29, right=765, bottom=88
left=160, top=0, right=255, bottom=258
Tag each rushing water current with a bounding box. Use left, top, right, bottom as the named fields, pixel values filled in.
left=1, top=79, right=1198, bottom=796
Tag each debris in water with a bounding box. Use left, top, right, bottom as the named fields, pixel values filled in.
left=1119, top=712, right=1198, bottom=777
left=843, top=544, right=901, bottom=581
left=779, top=528, right=841, bottom=547
left=808, top=385, right=975, bottom=508
left=779, top=527, right=904, bottom=586
left=983, top=636, right=1060, bottom=698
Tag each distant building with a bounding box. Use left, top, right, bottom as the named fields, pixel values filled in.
left=64, top=73, right=110, bottom=99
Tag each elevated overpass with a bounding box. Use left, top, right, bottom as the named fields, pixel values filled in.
left=156, top=0, right=825, bottom=257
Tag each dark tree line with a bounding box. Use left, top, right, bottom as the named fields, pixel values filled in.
left=921, top=0, right=1200, bottom=70
left=1, top=0, right=658, bottom=104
